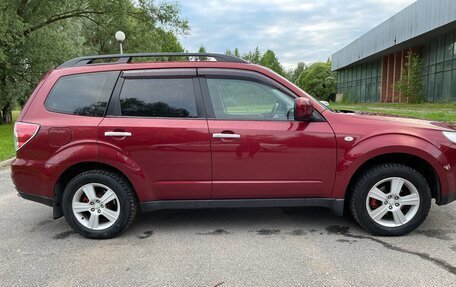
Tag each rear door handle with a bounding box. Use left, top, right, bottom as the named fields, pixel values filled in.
left=213, top=133, right=241, bottom=139
left=104, top=131, right=132, bottom=137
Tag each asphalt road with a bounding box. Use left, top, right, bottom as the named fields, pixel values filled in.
left=1, top=167, right=456, bottom=286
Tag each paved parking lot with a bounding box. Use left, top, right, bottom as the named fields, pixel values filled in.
left=1, top=166, right=456, bottom=286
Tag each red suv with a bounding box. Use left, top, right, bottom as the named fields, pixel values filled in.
left=11, top=53, right=456, bottom=239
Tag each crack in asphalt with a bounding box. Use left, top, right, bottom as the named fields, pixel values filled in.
left=415, top=229, right=454, bottom=241
left=326, top=226, right=456, bottom=276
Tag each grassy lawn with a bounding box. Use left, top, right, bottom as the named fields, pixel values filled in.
left=329, top=103, right=456, bottom=123
left=0, top=111, right=20, bottom=161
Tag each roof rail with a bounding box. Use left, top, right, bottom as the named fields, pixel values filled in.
left=58, top=53, right=247, bottom=68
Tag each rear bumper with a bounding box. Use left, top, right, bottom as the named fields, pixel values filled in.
left=11, top=158, right=65, bottom=218
left=11, top=158, right=59, bottom=199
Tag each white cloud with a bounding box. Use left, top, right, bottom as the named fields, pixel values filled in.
left=178, top=0, right=417, bottom=69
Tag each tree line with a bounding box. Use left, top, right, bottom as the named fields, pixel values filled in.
left=223, top=46, right=336, bottom=102
left=0, top=0, right=336, bottom=125
left=0, top=0, right=188, bottom=124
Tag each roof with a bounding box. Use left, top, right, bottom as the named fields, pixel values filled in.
left=331, top=0, right=456, bottom=71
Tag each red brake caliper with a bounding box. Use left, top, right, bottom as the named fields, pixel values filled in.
left=369, top=198, right=379, bottom=209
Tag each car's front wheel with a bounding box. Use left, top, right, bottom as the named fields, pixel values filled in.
left=62, top=170, right=137, bottom=239
left=350, top=163, right=431, bottom=236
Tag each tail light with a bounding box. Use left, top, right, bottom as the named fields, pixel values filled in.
left=14, top=122, right=40, bottom=151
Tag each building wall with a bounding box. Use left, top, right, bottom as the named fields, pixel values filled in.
left=380, top=48, right=420, bottom=103
left=337, top=60, right=381, bottom=102
left=332, top=0, right=456, bottom=71
left=336, top=29, right=456, bottom=103
left=422, top=29, right=456, bottom=102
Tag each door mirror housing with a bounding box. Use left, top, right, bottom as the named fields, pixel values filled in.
left=294, top=98, right=314, bottom=121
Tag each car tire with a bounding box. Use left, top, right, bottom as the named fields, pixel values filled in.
left=62, top=169, right=137, bottom=239
left=350, top=163, right=431, bottom=236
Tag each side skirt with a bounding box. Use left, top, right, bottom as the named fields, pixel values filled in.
left=140, top=198, right=344, bottom=216
left=19, top=192, right=53, bottom=207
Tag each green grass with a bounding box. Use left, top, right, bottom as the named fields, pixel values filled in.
left=329, top=103, right=456, bottom=123
left=0, top=111, right=20, bottom=161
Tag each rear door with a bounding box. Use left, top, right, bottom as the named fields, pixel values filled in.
left=98, top=69, right=211, bottom=202
left=199, top=69, right=337, bottom=199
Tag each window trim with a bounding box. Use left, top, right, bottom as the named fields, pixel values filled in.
left=197, top=69, right=325, bottom=122
left=122, top=68, right=197, bottom=78
left=44, top=71, right=120, bottom=117
left=105, top=69, right=207, bottom=119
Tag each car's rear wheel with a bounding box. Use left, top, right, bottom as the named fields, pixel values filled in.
left=62, top=170, right=137, bottom=239
left=350, top=163, right=431, bottom=236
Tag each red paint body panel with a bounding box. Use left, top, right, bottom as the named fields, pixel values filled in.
left=12, top=112, right=101, bottom=198
left=208, top=120, right=336, bottom=198
left=97, top=117, right=211, bottom=201
left=323, top=111, right=456, bottom=200
left=442, top=145, right=456, bottom=195
left=10, top=59, right=456, bottom=211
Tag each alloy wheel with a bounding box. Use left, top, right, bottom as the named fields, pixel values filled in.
left=365, top=177, right=420, bottom=228
left=72, top=183, right=120, bottom=230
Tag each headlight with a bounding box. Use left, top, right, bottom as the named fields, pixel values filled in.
left=443, top=131, right=456, bottom=143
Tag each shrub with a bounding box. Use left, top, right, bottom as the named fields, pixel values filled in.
left=394, top=51, right=425, bottom=104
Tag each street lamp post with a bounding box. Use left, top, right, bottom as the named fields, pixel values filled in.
left=115, top=31, right=126, bottom=54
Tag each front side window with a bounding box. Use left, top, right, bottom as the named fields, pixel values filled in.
left=45, top=72, right=119, bottom=117
left=119, top=78, right=197, bottom=118
left=206, top=78, right=294, bottom=120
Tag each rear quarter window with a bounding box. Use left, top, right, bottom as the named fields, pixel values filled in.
left=45, top=71, right=119, bottom=117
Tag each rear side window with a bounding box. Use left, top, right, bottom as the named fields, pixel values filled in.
left=45, top=71, right=119, bottom=117
left=119, top=78, right=197, bottom=118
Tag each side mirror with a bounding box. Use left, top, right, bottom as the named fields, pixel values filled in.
left=294, top=98, right=314, bottom=121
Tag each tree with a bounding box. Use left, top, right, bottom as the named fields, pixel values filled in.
left=198, top=44, right=207, bottom=61
left=286, top=62, right=307, bottom=84
left=394, top=50, right=425, bottom=103
left=226, top=47, right=287, bottom=76
left=243, top=46, right=262, bottom=64
left=0, top=0, right=188, bottom=124
left=259, top=50, right=285, bottom=76
left=233, top=48, right=241, bottom=58
left=296, top=62, right=337, bottom=101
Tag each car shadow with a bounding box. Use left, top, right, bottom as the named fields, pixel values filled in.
left=124, top=206, right=359, bottom=237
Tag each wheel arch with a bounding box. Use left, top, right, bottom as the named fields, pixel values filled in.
left=343, top=153, right=441, bottom=212
left=52, top=162, right=137, bottom=219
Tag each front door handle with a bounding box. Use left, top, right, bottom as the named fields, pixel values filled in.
left=104, top=131, right=132, bottom=137
left=213, top=133, right=241, bottom=139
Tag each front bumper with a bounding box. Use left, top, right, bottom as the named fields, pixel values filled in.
left=438, top=144, right=456, bottom=205
left=439, top=191, right=456, bottom=205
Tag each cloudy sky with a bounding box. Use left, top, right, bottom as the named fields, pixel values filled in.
left=177, top=0, right=416, bottom=69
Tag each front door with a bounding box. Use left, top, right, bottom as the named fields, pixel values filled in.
left=201, top=72, right=337, bottom=199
